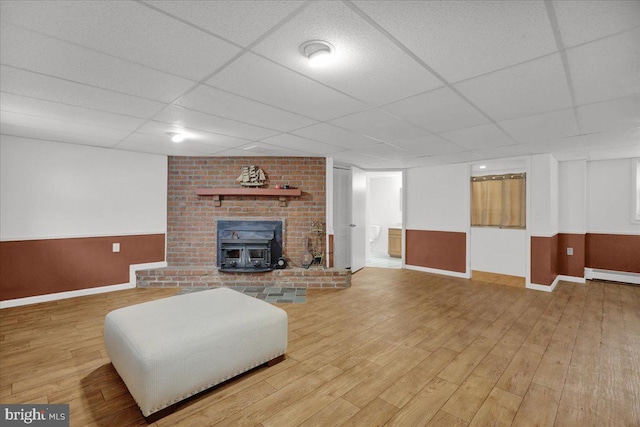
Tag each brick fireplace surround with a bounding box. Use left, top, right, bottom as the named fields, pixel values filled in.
left=137, top=156, right=350, bottom=289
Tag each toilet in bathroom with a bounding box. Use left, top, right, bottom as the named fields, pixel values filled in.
left=369, top=224, right=381, bottom=244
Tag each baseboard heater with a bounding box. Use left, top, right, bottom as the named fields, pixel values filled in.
left=584, top=268, right=640, bottom=285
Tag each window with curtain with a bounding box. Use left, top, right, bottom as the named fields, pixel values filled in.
left=471, top=173, right=526, bottom=228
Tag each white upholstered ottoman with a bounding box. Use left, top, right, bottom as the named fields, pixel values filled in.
left=104, top=287, right=288, bottom=421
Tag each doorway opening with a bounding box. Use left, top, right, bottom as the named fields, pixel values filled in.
left=365, top=171, right=403, bottom=269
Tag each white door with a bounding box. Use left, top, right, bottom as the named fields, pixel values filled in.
left=333, top=167, right=351, bottom=269
left=351, top=166, right=367, bottom=272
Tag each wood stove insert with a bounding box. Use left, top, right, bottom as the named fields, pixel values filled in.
left=217, top=220, right=283, bottom=273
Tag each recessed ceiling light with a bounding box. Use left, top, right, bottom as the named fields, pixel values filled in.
left=299, top=40, right=334, bottom=67
left=243, top=145, right=257, bottom=150
left=167, top=132, right=185, bottom=143
left=479, top=165, right=487, bottom=169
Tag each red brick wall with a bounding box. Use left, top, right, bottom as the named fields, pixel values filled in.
left=167, top=156, right=326, bottom=267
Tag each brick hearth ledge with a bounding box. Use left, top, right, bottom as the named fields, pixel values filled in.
left=136, top=266, right=351, bottom=289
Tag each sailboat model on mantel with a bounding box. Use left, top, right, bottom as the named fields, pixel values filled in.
left=236, top=165, right=266, bottom=187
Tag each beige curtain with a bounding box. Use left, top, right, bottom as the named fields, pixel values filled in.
left=471, top=173, right=525, bottom=228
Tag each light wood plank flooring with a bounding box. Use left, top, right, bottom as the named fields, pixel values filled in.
left=1, top=268, right=639, bottom=426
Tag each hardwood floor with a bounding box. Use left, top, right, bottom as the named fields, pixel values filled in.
left=1, top=268, right=639, bottom=426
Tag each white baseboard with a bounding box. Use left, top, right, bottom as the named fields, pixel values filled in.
left=527, top=280, right=558, bottom=292
left=557, top=275, right=586, bottom=284
left=1, top=261, right=168, bottom=309
left=527, top=274, right=587, bottom=293
left=0, top=282, right=133, bottom=309
left=405, top=264, right=471, bottom=279
left=584, top=268, right=640, bottom=285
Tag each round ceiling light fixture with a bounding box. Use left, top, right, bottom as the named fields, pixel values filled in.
left=167, top=132, right=185, bottom=143
left=299, top=40, right=334, bottom=67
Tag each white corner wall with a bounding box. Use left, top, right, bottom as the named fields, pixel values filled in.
left=558, top=160, right=587, bottom=233
left=0, top=136, right=168, bottom=240
left=406, top=163, right=469, bottom=232
left=530, top=154, right=559, bottom=237
left=587, top=158, right=640, bottom=234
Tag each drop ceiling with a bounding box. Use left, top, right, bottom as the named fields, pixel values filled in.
left=1, top=0, right=638, bottom=169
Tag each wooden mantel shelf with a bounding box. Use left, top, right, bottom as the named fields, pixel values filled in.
left=196, top=188, right=302, bottom=207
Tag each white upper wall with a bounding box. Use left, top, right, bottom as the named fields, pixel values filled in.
left=0, top=136, right=167, bottom=240
left=559, top=160, right=587, bottom=233
left=406, top=163, right=468, bottom=232
left=587, top=158, right=640, bottom=235
left=550, top=155, right=558, bottom=233
left=530, top=154, right=559, bottom=236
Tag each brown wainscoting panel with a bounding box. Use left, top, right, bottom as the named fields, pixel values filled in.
left=531, top=235, right=558, bottom=286
left=405, top=230, right=466, bottom=273
left=557, top=233, right=586, bottom=278
left=328, top=234, right=334, bottom=268
left=586, top=233, right=640, bottom=273
left=0, top=234, right=165, bottom=301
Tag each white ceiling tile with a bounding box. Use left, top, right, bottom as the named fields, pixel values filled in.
left=472, top=143, right=534, bottom=159
left=0, top=0, right=240, bottom=81
left=135, top=120, right=251, bottom=149
left=0, top=123, right=121, bottom=148
left=119, top=132, right=229, bottom=155
left=434, top=151, right=485, bottom=164
left=553, top=0, right=640, bottom=48
left=455, top=54, right=573, bottom=121
left=354, top=0, right=557, bottom=82
left=207, top=53, right=368, bottom=121
left=291, top=123, right=380, bottom=150
left=153, top=105, right=278, bottom=141
left=0, top=110, right=131, bottom=142
left=582, top=127, right=640, bottom=149
left=356, top=143, right=413, bottom=160
left=500, top=109, right=580, bottom=144
left=0, top=66, right=166, bottom=119
left=362, top=159, right=406, bottom=169
left=227, top=142, right=311, bottom=157
left=176, top=84, right=316, bottom=132
left=552, top=150, right=588, bottom=162
left=439, top=123, right=514, bottom=150
left=260, top=133, right=345, bottom=156
left=117, top=139, right=213, bottom=156
left=1, top=93, right=145, bottom=132
left=577, top=95, right=640, bottom=135
left=0, top=1, right=637, bottom=166
left=568, top=28, right=640, bottom=105
left=391, top=134, right=463, bottom=156
left=522, top=135, right=587, bottom=154
left=0, top=24, right=195, bottom=103
left=329, top=109, right=429, bottom=142
left=587, top=143, right=640, bottom=161
left=207, top=148, right=252, bottom=157
left=400, top=156, right=446, bottom=169
left=252, top=1, right=442, bottom=106
left=331, top=150, right=388, bottom=167
left=381, top=87, right=490, bottom=133
left=143, top=0, right=304, bottom=47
